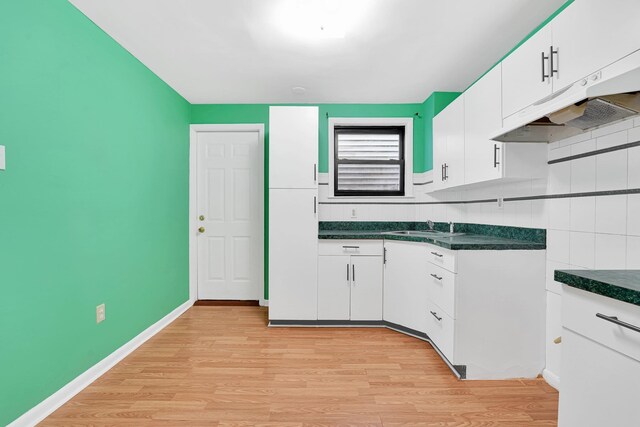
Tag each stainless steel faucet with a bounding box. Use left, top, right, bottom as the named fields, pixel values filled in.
left=426, top=220, right=434, bottom=231
left=449, top=222, right=454, bottom=233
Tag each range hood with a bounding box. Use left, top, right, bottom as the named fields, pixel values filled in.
left=493, top=48, right=640, bottom=143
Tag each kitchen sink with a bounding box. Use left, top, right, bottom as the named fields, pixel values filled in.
left=381, top=230, right=465, bottom=237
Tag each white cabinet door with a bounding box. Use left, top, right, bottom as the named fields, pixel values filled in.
left=268, top=189, right=318, bottom=320
left=464, top=65, right=503, bottom=185
left=350, top=256, right=383, bottom=321
left=558, top=329, right=640, bottom=427
left=383, top=241, right=428, bottom=332
left=444, top=96, right=465, bottom=188
left=318, top=256, right=351, bottom=320
left=269, top=106, right=318, bottom=189
left=502, top=25, right=553, bottom=118
left=432, top=111, right=448, bottom=191
left=432, top=96, right=464, bottom=190
left=552, top=0, right=640, bottom=91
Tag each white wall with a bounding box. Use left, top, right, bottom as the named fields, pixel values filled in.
left=319, top=115, right=640, bottom=387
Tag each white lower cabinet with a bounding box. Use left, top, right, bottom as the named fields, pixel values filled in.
left=558, top=287, right=640, bottom=427
left=384, top=240, right=546, bottom=379
left=317, top=241, right=383, bottom=321
left=383, top=241, right=428, bottom=333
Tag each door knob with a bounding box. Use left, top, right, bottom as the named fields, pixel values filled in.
left=198, top=227, right=205, bottom=233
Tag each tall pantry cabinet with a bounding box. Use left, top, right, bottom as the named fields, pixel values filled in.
left=268, top=106, right=319, bottom=321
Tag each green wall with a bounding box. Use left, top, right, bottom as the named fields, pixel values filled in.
left=0, top=1, right=190, bottom=425
left=191, top=103, right=426, bottom=173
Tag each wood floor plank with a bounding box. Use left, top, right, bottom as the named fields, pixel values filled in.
left=41, top=306, right=558, bottom=426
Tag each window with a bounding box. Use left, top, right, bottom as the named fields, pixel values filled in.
left=334, top=126, right=405, bottom=196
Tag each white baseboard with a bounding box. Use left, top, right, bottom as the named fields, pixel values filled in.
left=542, top=368, right=560, bottom=390
left=8, top=298, right=194, bottom=427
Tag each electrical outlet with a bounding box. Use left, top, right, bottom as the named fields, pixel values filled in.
left=0, top=145, right=5, bottom=170
left=351, top=208, right=357, bottom=218
left=497, top=197, right=504, bottom=209
left=96, top=304, right=106, bottom=323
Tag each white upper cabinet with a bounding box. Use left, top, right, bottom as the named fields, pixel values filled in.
left=269, top=106, right=319, bottom=189
left=464, top=65, right=503, bottom=185
left=551, top=0, right=640, bottom=90
left=432, top=95, right=465, bottom=191
left=502, top=25, right=553, bottom=118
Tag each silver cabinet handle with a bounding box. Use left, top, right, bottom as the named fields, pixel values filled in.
left=541, top=50, right=550, bottom=82
left=383, top=247, right=387, bottom=265
left=342, top=246, right=360, bottom=249
left=550, top=46, right=559, bottom=77
left=596, top=313, right=640, bottom=334
left=352, top=264, right=355, bottom=283
left=346, top=263, right=350, bottom=282
left=314, top=163, right=317, bottom=182
left=431, top=251, right=443, bottom=258
left=493, top=144, right=500, bottom=168
left=430, top=273, right=443, bottom=281
left=313, top=196, right=316, bottom=214
left=430, top=311, right=442, bottom=322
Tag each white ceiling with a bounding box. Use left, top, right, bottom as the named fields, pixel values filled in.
left=69, top=0, right=567, bottom=104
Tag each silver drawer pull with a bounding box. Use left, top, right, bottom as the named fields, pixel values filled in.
left=342, top=246, right=360, bottom=249
left=430, top=273, right=443, bottom=281
left=430, top=251, right=443, bottom=258
left=596, top=313, right=640, bottom=334
left=430, top=311, right=442, bottom=322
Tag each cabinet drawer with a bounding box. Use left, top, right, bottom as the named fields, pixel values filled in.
left=318, top=240, right=383, bottom=256
left=425, top=299, right=455, bottom=363
left=426, top=264, right=456, bottom=319
left=563, top=287, right=640, bottom=362
left=425, top=244, right=457, bottom=273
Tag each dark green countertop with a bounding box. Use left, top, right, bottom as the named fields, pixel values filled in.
left=318, top=230, right=546, bottom=250
left=554, top=270, right=640, bottom=307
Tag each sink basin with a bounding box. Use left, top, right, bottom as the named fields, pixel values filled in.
left=381, top=230, right=465, bottom=237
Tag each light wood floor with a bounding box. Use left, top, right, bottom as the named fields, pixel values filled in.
left=42, top=306, right=558, bottom=426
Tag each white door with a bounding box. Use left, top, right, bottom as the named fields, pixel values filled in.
left=502, top=24, right=553, bottom=118
left=464, top=65, right=503, bottom=185
left=269, top=106, right=319, bottom=189
left=350, top=256, right=383, bottom=321
left=318, top=255, right=351, bottom=320
left=196, top=128, right=263, bottom=300
left=268, top=188, right=318, bottom=320
left=552, top=0, right=640, bottom=91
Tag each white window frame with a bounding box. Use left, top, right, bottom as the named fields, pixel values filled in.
left=328, top=117, right=413, bottom=199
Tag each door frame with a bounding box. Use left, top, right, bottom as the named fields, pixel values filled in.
left=189, top=124, right=265, bottom=303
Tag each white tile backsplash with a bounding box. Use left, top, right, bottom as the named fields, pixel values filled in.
left=570, top=157, right=596, bottom=193
left=596, top=130, right=628, bottom=150
left=626, top=236, right=640, bottom=269
left=570, top=197, right=595, bottom=233
left=596, top=150, right=628, bottom=191
left=628, top=146, right=640, bottom=188
left=595, top=233, right=627, bottom=269
left=569, top=232, right=595, bottom=269
left=547, top=198, right=571, bottom=230
left=547, top=230, right=571, bottom=264
left=595, top=195, right=627, bottom=235
left=627, top=194, right=640, bottom=236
